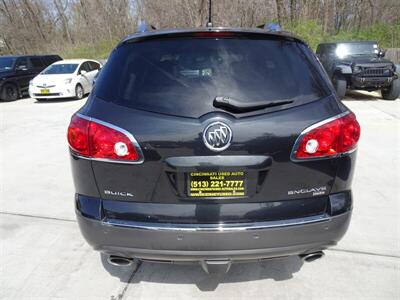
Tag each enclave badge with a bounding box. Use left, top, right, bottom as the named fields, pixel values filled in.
left=203, top=121, right=232, bottom=152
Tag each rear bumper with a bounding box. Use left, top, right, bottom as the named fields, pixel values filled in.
left=76, top=200, right=351, bottom=262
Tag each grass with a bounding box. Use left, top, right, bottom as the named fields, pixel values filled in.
left=60, top=39, right=119, bottom=60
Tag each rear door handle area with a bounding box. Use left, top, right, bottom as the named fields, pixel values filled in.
left=164, top=155, right=272, bottom=171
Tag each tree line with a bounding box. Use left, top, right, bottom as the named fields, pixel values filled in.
left=0, top=0, right=399, bottom=56
left=0, top=0, right=136, bottom=55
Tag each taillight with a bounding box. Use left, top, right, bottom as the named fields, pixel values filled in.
left=292, top=112, right=360, bottom=160
left=67, top=114, right=142, bottom=163
left=67, top=115, right=90, bottom=156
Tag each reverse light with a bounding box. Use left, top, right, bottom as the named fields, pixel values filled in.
left=67, top=114, right=142, bottom=163
left=305, top=139, right=319, bottom=154
left=292, top=112, right=360, bottom=160
left=114, top=142, right=129, bottom=157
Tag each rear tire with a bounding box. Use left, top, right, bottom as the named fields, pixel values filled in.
left=75, top=84, right=84, bottom=100
left=333, top=76, right=347, bottom=99
left=0, top=83, right=19, bottom=101
left=381, top=78, right=400, bottom=100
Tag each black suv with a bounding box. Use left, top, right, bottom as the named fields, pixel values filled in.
left=68, top=28, right=360, bottom=273
left=0, top=55, right=62, bottom=101
left=316, top=41, right=399, bottom=100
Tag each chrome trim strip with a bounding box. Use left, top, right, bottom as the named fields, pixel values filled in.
left=72, top=113, right=144, bottom=164
left=103, top=214, right=330, bottom=232
left=290, top=111, right=357, bottom=162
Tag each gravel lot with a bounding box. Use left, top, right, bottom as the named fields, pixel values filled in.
left=1, top=92, right=399, bottom=300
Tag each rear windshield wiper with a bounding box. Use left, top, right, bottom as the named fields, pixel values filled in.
left=213, top=96, right=293, bottom=113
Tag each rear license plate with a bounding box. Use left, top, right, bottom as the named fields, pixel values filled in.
left=188, top=171, right=246, bottom=197
left=40, top=89, right=50, bottom=94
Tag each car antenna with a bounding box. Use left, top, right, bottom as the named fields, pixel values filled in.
left=206, top=0, right=213, bottom=27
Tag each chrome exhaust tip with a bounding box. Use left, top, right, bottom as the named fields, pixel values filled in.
left=300, top=251, right=325, bottom=263
left=107, top=255, right=134, bottom=267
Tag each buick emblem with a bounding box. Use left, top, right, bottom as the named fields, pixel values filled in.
left=203, top=121, right=232, bottom=152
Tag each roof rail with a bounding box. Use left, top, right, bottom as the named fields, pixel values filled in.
left=257, top=23, right=282, bottom=32
left=137, top=22, right=157, bottom=33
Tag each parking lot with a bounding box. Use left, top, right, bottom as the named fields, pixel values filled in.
left=1, top=92, right=399, bottom=299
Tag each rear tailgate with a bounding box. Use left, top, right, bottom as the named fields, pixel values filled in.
left=89, top=96, right=342, bottom=204
left=86, top=33, right=343, bottom=205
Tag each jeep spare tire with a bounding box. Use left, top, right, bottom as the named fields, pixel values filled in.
left=382, top=78, right=400, bottom=100
left=333, top=76, right=346, bottom=99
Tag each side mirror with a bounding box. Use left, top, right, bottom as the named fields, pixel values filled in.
left=378, top=49, right=386, bottom=58
left=80, top=70, right=87, bottom=75
left=16, top=65, right=28, bottom=71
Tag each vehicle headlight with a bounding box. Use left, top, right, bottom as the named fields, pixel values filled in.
left=353, top=66, right=362, bottom=73
left=64, top=78, right=72, bottom=84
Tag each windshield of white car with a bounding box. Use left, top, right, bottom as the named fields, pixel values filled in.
left=42, top=64, right=78, bottom=74
left=0, top=57, right=16, bottom=71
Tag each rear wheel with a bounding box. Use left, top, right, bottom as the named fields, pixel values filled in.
left=381, top=78, right=400, bottom=100
left=333, top=76, right=347, bottom=99
left=0, top=83, right=19, bottom=101
left=75, top=84, right=84, bottom=100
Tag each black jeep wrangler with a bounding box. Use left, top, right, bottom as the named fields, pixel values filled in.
left=316, top=41, right=399, bottom=100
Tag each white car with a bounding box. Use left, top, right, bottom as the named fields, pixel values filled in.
left=29, top=59, right=101, bottom=100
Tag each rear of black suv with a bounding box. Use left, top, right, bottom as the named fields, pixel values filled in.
left=68, top=28, right=360, bottom=272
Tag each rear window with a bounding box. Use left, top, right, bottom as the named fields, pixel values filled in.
left=95, top=37, right=327, bottom=117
